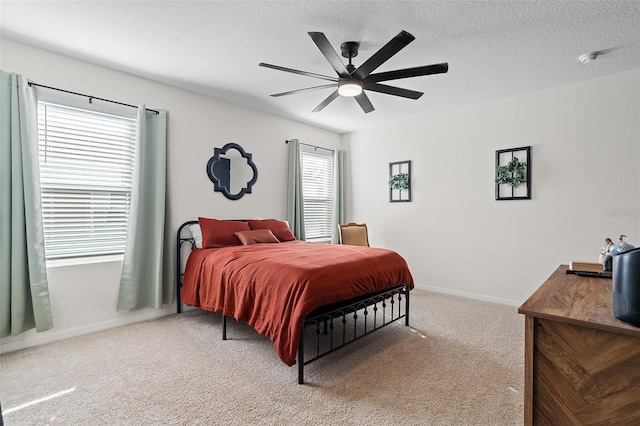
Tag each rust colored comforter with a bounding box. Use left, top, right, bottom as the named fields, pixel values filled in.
left=181, top=240, right=414, bottom=366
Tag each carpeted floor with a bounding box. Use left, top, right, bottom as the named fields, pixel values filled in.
left=0, top=289, right=524, bottom=425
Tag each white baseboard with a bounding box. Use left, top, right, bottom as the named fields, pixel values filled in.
left=414, top=283, right=522, bottom=307
left=0, top=305, right=177, bottom=354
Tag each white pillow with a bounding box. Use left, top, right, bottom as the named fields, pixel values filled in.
left=189, top=224, right=203, bottom=249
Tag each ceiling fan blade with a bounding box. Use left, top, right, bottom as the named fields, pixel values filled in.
left=363, top=83, right=423, bottom=100
left=259, top=63, right=339, bottom=83
left=270, top=84, right=337, bottom=97
left=308, top=32, right=351, bottom=78
left=353, top=30, right=415, bottom=80
left=364, top=63, right=449, bottom=83
left=354, top=92, right=375, bottom=113
left=312, top=89, right=340, bottom=112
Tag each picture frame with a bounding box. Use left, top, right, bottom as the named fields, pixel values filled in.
left=495, top=146, right=531, bottom=200
left=389, top=160, right=411, bottom=202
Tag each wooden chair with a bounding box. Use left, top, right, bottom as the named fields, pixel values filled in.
left=338, top=223, right=369, bottom=247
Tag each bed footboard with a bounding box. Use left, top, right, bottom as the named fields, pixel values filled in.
left=297, top=284, right=410, bottom=384
left=219, top=283, right=411, bottom=384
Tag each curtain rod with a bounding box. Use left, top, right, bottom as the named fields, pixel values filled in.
left=285, top=140, right=334, bottom=153
left=28, top=82, right=160, bottom=115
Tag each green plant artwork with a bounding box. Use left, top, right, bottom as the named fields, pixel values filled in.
left=495, top=157, right=527, bottom=187
left=389, top=172, right=409, bottom=190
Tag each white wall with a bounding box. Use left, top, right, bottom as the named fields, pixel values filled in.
left=0, top=39, right=341, bottom=352
left=344, top=70, right=640, bottom=305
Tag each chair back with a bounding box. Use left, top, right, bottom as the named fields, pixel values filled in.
left=339, top=223, right=369, bottom=247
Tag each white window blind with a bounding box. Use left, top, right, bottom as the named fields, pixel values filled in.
left=301, top=148, right=334, bottom=242
left=37, top=101, right=137, bottom=259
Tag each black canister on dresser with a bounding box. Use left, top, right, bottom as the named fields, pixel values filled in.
left=613, top=247, right=640, bottom=327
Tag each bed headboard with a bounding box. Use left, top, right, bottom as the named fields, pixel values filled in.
left=176, top=220, right=199, bottom=313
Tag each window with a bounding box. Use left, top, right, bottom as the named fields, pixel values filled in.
left=37, top=101, right=137, bottom=259
left=300, top=146, right=334, bottom=242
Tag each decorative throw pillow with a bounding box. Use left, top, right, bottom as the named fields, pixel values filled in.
left=198, top=217, right=250, bottom=248
left=247, top=219, right=296, bottom=242
left=234, top=229, right=280, bottom=245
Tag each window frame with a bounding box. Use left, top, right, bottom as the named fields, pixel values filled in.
left=300, top=145, right=335, bottom=243
left=35, top=90, right=137, bottom=264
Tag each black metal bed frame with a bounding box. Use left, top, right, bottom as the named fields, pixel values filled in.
left=176, top=220, right=411, bottom=384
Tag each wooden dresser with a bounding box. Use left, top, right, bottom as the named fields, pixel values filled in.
left=518, top=265, right=640, bottom=425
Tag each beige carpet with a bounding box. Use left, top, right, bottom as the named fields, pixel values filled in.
left=0, top=290, right=524, bottom=425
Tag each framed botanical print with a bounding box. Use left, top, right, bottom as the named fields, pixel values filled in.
left=495, top=146, right=531, bottom=200
left=389, top=160, right=411, bottom=202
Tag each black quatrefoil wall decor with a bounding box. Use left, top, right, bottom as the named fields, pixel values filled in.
left=206, top=142, right=258, bottom=200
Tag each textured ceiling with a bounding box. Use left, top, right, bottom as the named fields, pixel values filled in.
left=1, top=1, right=639, bottom=134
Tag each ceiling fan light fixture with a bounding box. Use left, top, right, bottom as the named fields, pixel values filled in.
left=338, top=80, right=363, bottom=97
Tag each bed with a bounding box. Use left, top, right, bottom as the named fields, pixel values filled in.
left=176, top=218, right=414, bottom=384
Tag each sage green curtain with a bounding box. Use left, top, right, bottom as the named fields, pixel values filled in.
left=0, top=70, right=53, bottom=337
left=117, top=106, right=168, bottom=311
left=331, top=150, right=346, bottom=244
left=286, top=139, right=305, bottom=240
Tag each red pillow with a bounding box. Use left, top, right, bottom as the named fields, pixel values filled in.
left=247, top=220, right=296, bottom=242
left=198, top=217, right=250, bottom=248
left=234, top=229, right=280, bottom=245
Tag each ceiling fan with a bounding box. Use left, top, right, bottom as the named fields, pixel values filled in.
left=259, top=30, right=448, bottom=113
